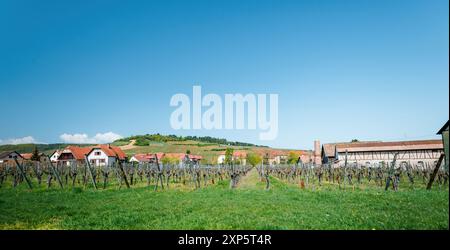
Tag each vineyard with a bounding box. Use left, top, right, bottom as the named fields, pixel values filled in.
left=0, top=154, right=448, bottom=230
left=0, top=156, right=253, bottom=190
left=1, top=152, right=448, bottom=192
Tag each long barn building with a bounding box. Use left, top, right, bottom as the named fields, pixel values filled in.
left=321, top=139, right=444, bottom=167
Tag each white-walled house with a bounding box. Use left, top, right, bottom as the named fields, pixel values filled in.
left=217, top=151, right=247, bottom=165
left=50, top=150, right=62, bottom=162
left=217, top=154, right=226, bottom=164
left=86, top=145, right=127, bottom=166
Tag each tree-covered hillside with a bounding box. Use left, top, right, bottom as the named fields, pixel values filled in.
left=114, top=134, right=268, bottom=147
left=0, top=144, right=94, bottom=154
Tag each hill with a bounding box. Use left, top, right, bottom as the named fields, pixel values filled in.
left=113, top=134, right=268, bottom=147
left=113, top=134, right=307, bottom=164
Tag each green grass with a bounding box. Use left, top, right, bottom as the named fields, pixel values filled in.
left=110, top=140, right=130, bottom=147
left=0, top=171, right=448, bottom=230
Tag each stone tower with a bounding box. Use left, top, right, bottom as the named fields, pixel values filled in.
left=314, top=140, right=321, bottom=165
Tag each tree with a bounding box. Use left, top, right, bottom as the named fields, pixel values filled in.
left=200, top=158, right=209, bottom=165
left=161, top=156, right=179, bottom=165
left=186, top=149, right=191, bottom=154
left=287, top=151, right=300, bottom=164
left=246, top=153, right=262, bottom=167
left=30, top=147, right=40, bottom=162
left=351, top=139, right=359, bottom=142
left=225, top=148, right=234, bottom=165
left=135, top=137, right=149, bottom=146
left=261, top=152, right=270, bottom=165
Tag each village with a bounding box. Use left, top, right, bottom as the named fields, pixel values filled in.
left=1, top=120, right=448, bottom=171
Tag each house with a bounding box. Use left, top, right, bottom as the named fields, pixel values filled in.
left=20, top=153, right=33, bottom=160
left=437, top=120, right=449, bottom=166
left=185, top=154, right=203, bottom=163
left=49, top=150, right=62, bottom=162
left=321, top=139, right=444, bottom=167
left=298, top=150, right=315, bottom=164
left=254, top=149, right=288, bottom=165
left=217, top=154, right=226, bottom=164
left=20, top=152, right=49, bottom=162
left=57, top=146, right=93, bottom=166
left=269, top=150, right=288, bottom=165
left=217, top=150, right=247, bottom=165
left=130, top=153, right=157, bottom=163
left=86, top=145, right=127, bottom=166
left=0, top=151, right=23, bottom=164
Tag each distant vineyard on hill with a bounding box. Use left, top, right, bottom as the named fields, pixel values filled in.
left=0, top=134, right=268, bottom=158
left=114, top=134, right=268, bottom=147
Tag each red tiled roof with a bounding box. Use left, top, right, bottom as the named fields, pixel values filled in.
left=20, top=153, right=33, bottom=160
left=88, top=145, right=127, bottom=160
left=189, top=154, right=203, bottom=160
left=106, top=145, right=126, bottom=160
left=252, top=148, right=289, bottom=158
left=155, top=152, right=165, bottom=160
left=233, top=150, right=247, bottom=158
left=163, top=153, right=186, bottom=160
left=322, top=144, right=337, bottom=158
left=300, top=150, right=314, bottom=156
left=270, top=150, right=288, bottom=157
left=132, top=153, right=156, bottom=162
left=66, top=146, right=93, bottom=160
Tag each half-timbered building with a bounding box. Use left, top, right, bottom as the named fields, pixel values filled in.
left=321, top=139, right=444, bottom=167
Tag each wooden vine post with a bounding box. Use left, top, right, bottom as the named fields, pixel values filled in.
left=154, top=154, right=164, bottom=191
left=30, top=161, right=39, bottom=180
left=385, top=153, right=398, bottom=191
left=116, top=158, right=130, bottom=189
left=426, top=154, right=445, bottom=190
left=84, top=155, right=98, bottom=190
left=13, top=157, right=33, bottom=189
left=265, top=163, right=270, bottom=190
left=259, top=155, right=269, bottom=190
left=47, top=156, right=64, bottom=189
left=342, top=150, right=348, bottom=190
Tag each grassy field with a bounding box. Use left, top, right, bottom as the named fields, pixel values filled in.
left=0, top=169, right=448, bottom=230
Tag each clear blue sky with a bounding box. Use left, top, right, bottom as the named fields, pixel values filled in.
left=0, top=0, right=448, bottom=149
